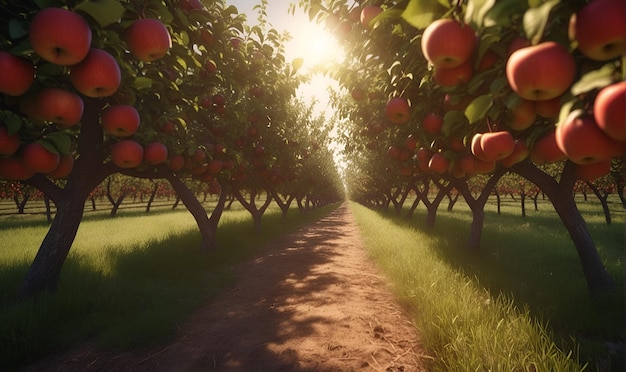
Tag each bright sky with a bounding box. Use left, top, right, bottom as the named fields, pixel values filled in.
left=225, top=0, right=344, bottom=114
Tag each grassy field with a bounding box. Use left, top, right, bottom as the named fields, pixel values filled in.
left=351, top=194, right=624, bottom=371
left=0, top=199, right=339, bottom=368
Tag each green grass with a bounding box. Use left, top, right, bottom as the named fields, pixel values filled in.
left=0, top=201, right=340, bottom=368
left=350, top=195, right=624, bottom=372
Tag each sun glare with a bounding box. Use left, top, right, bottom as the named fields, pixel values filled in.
left=285, top=19, right=345, bottom=70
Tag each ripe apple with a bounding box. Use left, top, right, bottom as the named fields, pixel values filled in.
left=421, top=19, right=476, bottom=69
left=387, top=145, right=400, bottom=160
left=20, top=142, right=60, bottom=173
left=110, top=140, right=143, bottom=168
left=470, top=133, right=489, bottom=161
left=530, top=130, right=567, bottom=164
left=434, top=59, right=473, bottom=87
left=168, top=154, right=185, bottom=171
left=70, top=49, right=121, bottom=98
left=405, top=134, right=419, bottom=150
left=480, top=131, right=515, bottom=161
left=45, top=154, right=73, bottom=179
left=191, top=148, right=206, bottom=164
left=593, top=81, right=626, bottom=141
left=555, top=112, right=624, bottom=164
left=212, top=94, right=226, bottom=106
left=29, top=7, right=92, bottom=66
left=101, top=105, right=140, bottom=137
left=476, top=49, right=499, bottom=72
left=448, top=137, right=466, bottom=152
left=207, top=159, right=223, bottom=174
left=534, top=96, right=561, bottom=119
left=32, top=88, right=84, bottom=127
left=200, top=29, right=215, bottom=46
left=500, top=140, right=529, bottom=168
left=459, top=154, right=477, bottom=174
left=360, top=5, right=383, bottom=28
left=416, top=147, right=433, bottom=162
left=143, top=142, right=168, bottom=165
left=0, top=157, right=33, bottom=180
left=160, top=120, right=176, bottom=134
left=249, top=85, right=263, bottom=98
left=386, top=97, right=410, bottom=124
left=575, top=160, right=611, bottom=181
left=506, top=41, right=576, bottom=101
left=205, top=59, right=217, bottom=73
left=0, top=51, right=35, bottom=96
left=507, top=36, right=531, bottom=56
left=179, top=0, right=202, bottom=11
left=422, top=112, right=443, bottom=134
left=569, top=0, right=625, bottom=61
left=428, top=152, right=450, bottom=174
left=351, top=87, right=366, bottom=101
left=474, top=158, right=496, bottom=174
left=508, top=97, right=536, bottom=131
left=0, top=126, right=20, bottom=155
left=125, top=18, right=172, bottom=62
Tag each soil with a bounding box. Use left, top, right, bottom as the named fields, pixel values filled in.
left=21, top=203, right=429, bottom=371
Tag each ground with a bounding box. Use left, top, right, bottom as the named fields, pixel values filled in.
left=22, top=203, right=429, bottom=371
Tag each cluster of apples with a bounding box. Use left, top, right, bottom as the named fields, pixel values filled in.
left=0, top=6, right=172, bottom=180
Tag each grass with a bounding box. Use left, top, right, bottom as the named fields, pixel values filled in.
left=350, top=195, right=624, bottom=371
left=0, top=200, right=340, bottom=369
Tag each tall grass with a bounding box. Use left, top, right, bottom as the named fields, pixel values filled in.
left=350, top=197, right=624, bottom=371
left=0, top=202, right=339, bottom=368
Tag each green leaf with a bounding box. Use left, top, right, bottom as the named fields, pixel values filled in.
left=465, top=0, right=495, bottom=28
left=523, top=0, right=559, bottom=44
left=465, top=94, right=493, bottom=124
left=133, top=77, right=153, bottom=90
left=570, top=64, right=616, bottom=96
left=4, top=112, right=22, bottom=135
left=442, top=110, right=468, bottom=136
left=8, top=19, right=29, bottom=40
left=292, top=58, right=304, bottom=71
left=75, top=0, right=126, bottom=27
left=401, top=0, right=447, bottom=30
left=44, top=132, right=72, bottom=154
left=489, top=77, right=509, bottom=95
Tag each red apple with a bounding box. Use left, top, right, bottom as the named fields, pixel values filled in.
left=448, top=137, right=466, bottom=152
left=555, top=112, right=624, bottom=164
left=474, top=158, right=496, bottom=174
left=575, top=160, right=611, bottom=181
left=205, top=59, right=217, bottom=73
left=212, top=94, right=226, bottom=106
left=422, top=112, right=443, bottom=134
left=480, top=131, right=515, bottom=161
left=168, top=154, right=185, bottom=171
left=434, top=59, right=473, bottom=87
left=569, top=0, right=625, bottom=61
left=428, top=152, right=450, bottom=174
left=110, top=140, right=143, bottom=168
left=32, top=88, right=84, bottom=127
left=530, top=130, right=567, bottom=164
left=179, top=0, right=202, bottom=12
left=351, top=87, right=366, bottom=101
left=421, top=19, right=476, bottom=69
left=459, top=154, right=477, bottom=174
left=416, top=147, right=433, bottom=162
left=20, top=142, right=60, bottom=173
left=405, top=134, right=419, bottom=150
left=360, top=5, right=383, bottom=28
left=200, top=29, right=215, bottom=46
left=0, top=157, right=34, bottom=180
left=125, top=18, right=172, bottom=62
left=70, top=49, right=121, bottom=98
left=29, top=7, right=92, bottom=66
left=476, top=49, right=499, bottom=72
left=500, top=140, right=529, bottom=168
left=249, top=85, right=263, bottom=98
left=207, top=159, right=223, bottom=174
left=535, top=96, right=561, bottom=119
left=45, top=154, right=73, bottom=179
left=386, top=97, right=410, bottom=124
left=0, top=51, right=35, bottom=96
left=143, top=142, right=168, bottom=165
left=470, top=133, right=489, bottom=161
left=506, top=41, right=576, bottom=101
left=508, top=97, right=536, bottom=131
left=593, top=81, right=626, bottom=141
left=507, top=36, right=531, bottom=56
left=101, top=105, right=140, bottom=137
left=0, top=127, right=20, bottom=156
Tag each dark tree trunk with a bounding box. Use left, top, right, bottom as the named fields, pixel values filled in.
left=446, top=191, right=459, bottom=212
left=44, top=195, right=52, bottom=223
left=234, top=188, right=273, bottom=232
left=494, top=190, right=501, bottom=215
left=13, top=192, right=30, bottom=214
left=520, top=191, right=526, bottom=218
left=421, top=179, right=453, bottom=228
left=271, top=190, right=295, bottom=218
left=586, top=181, right=611, bottom=225
left=513, top=160, right=614, bottom=294
left=172, top=196, right=180, bottom=209
left=145, top=181, right=158, bottom=213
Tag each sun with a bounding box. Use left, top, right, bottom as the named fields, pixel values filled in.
left=285, top=19, right=345, bottom=71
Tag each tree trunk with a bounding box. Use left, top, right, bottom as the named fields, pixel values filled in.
left=145, top=181, right=158, bottom=213
left=44, top=195, right=52, bottom=223
left=586, top=181, right=611, bottom=225
left=513, top=160, right=614, bottom=294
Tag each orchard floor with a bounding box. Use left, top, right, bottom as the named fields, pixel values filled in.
left=22, top=203, right=428, bottom=371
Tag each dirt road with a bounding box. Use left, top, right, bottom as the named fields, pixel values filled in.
left=24, top=203, right=428, bottom=371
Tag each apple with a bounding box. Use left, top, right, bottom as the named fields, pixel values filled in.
left=45, top=154, right=73, bottom=179
left=110, top=140, right=143, bottom=168
left=249, top=85, right=263, bottom=98
left=506, top=41, right=576, bottom=101
left=507, top=36, right=531, bottom=56
left=101, top=105, right=140, bottom=137
left=212, top=94, right=225, bottom=106
left=405, top=134, right=419, bottom=150
left=474, top=158, right=496, bottom=174
left=434, top=59, right=473, bottom=87
left=421, top=19, right=476, bottom=69
left=480, top=131, right=515, bottom=161
left=470, top=133, right=489, bottom=161
left=125, top=18, right=172, bottom=62
left=569, top=0, right=625, bottom=61
left=20, top=142, right=60, bottom=173
left=29, top=7, right=92, bottom=66
left=386, top=97, right=410, bottom=124
left=143, top=142, right=168, bottom=165
left=360, top=5, right=383, bottom=28
left=351, top=87, right=366, bottom=101
left=555, top=112, right=624, bottom=164
left=500, top=140, right=529, bottom=168
left=575, top=160, right=611, bottom=181
left=448, top=137, right=466, bottom=152
left=205, top=59, right=217, bottom=73
left=0, top=157, right=33, bottom=180
left=534, top=96, right=561, bottom=119
left=399, top=164, right=413, bottom=177
left=200, top=29, right=215, bottom=46
left=160, top=120, right=176, bottom=134
left=593, top=81, right=626, bottom=141
left=70, top=49, right=121, bottom=98
left=422, top=112, right=443, bottom=134
left=207, top=159, right=223, bottom=174
left=0, top=51, right=35, bottom=96
left=428, top=152, right=450, bottom=174
left=168, top=154, right=185, bottom=171
left=508, top=97, right=536, bottom=131
left=0, top=127, right=20, bottom=156
left=191, top=148, right=206, bottom=164
left=229, top=38, right=242, bottom=49
left=416, top=147, right=433, bottom=162
left=459, top=154, right=477, bottom=174
left=179, top=0, right=203, bottom=12
left=32, top=88, right=84, bottom=127
left=530, top=130, right=567, bottom=164
left=476, top=49, right=499, bottom=72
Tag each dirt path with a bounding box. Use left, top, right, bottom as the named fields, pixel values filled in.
left=24, top=203, right=428, bottom=371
